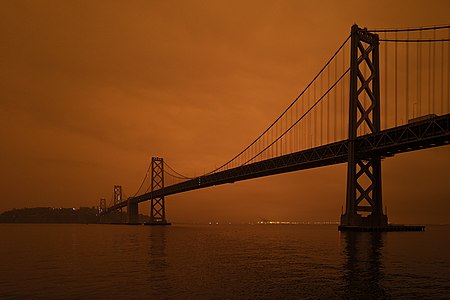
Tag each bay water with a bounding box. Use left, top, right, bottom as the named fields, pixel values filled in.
left=1, top=224, right=449, bottom=299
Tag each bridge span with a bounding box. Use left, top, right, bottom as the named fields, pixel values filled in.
left=101, top=24, right=450, bottom=230
left=108, top=114, right=450, bottom=210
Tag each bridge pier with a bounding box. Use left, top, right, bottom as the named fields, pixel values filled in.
left=127, top=200, right=139, bottom=224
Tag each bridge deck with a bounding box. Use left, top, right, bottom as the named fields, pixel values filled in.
left=109, top=113, right=450, bottom=211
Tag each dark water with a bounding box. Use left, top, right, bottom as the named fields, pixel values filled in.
left=1, top=224, right=449, bottom=299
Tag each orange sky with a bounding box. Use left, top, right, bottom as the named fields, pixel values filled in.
left=1, top=0, right=450, bottom=224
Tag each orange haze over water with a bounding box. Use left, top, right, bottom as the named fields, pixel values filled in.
left=1, top=0, right=450, bottom=224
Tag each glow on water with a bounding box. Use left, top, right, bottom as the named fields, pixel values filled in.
left=0, top=223, right=449, bottom=299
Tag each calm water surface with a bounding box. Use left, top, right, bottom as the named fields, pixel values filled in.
left=1, top=224, right=449, bottom=299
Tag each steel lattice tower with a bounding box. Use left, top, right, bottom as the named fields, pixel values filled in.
left=99, top=198, right=107, bottom=214
left=149, top=157, right=168, bottom=224
left=113, top=185, right=122, bottom=206
left=340, top=25, right=388, bottom=227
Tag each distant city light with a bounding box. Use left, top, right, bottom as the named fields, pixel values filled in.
left=256, top=221, right=339, bottom=225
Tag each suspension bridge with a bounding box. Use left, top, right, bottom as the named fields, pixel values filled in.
left=100, top=24, right=450, bottom=231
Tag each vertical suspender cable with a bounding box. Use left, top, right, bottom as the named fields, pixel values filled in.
left=259, top=132, right=262, bottom=161
left=364, top=55, right=368, bottom=134
left=283, top=114, right=286, bottom=154
left=327, top=63, right=330, bottom=143
left=280, top=115, right=283, bottom=155
left=298, top=100, right=301, bottom=150
left=265, top=129, right=267, bottom=160
left=406, top=31, right=409, bottom=121
left=295, top=100, right=298, bottom=151
left=250, top=141, right=252, bottom=163
left=261, top=133, right=263, bottom=161
left=280, top=117, right=282, bottom=155
left=247, top=140, right=250, bottom=164
left=301, top=94, right=304, bottom=149
left=250, top=137, right=253, bottom=163
left=417, top=31, right=421, bottom=117
left=307, top=87, right=310, bottom=147
left=428, top=36, right=432, bottom=113
left=275, top=118, right=278, bottom=157
left=278, top=119, right=281, bottom=156
left=311, top=85, right=314, bottom=147
left=342, top=45, right=346, bottom=139
left=440, top=38, right=444, bottom=114
left=284, top=112, right=287, bottom=155
left=334, top=56, right=338, bottom=139
left=282, top=112, right=292, bottom=154
left=294, top=103, right=296, bottom=152
left=384, top=32, right=388, bottom=128
left=313, top=82, right=316, bottom=147
left=298, top=98, right=301, bottom=150
left=271, top=124, right=274, bottom=158
left=395, top=31, right=398, bottom=126
left=320, top=75, right=323, bottom=145
left=309, top=82, right=316, bottom=148
left=265, top=131, right=267, bottom=160
left=284, top=112, right=287, bottom=154
left=255, top=138, right=258, bottom=163
left=432, top=29, right=436, bottom=113
left=303, top=94, right=306, bottom=149
left=317, top=78, right=320, bottom=146
left=272, top=126, right=275, bottom=158
left=292, top=102, right=294, bottom=152
left=448, top=28, right=450, bottom=113
left=308, top=91, right=310, bottom=147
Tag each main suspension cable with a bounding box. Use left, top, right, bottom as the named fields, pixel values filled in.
left=380, top=38, right=450, bottom=42
left=369, top=24, right=450, bottom=33
left=132, top=163, right=151, bottom=197
left=203, top=34, right=351, bottom=176
left=242, top=66, right=351, bottom=166
left=164, top=161, right=193, bottom=179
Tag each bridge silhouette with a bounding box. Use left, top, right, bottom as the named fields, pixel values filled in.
left=100, top=24, right=450, bottom=230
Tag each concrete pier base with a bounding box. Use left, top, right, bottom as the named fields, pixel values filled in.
left=144, top=222, right=171, bottom=226
left=127, top=201, right=139, bottom=224
left=340, top=213, right=388, bottom=227
left=109, top=222, right=142, bottom=225
left=338, top=224, right=425, bottom=232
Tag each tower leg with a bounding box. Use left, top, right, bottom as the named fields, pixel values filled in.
left=149, top=196, right=168, bottom=224
left=341, top=156, right=387, bottom=226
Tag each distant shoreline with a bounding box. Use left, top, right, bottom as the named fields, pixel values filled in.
left=0, top=207, right=148, bottom=224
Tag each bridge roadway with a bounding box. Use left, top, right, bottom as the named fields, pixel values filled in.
left=109, top=113, right=450, bottom=212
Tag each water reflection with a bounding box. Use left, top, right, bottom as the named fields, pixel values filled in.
left=147, top=227, right=170, bottom=297
left=341, top=232, right=389, bottom=299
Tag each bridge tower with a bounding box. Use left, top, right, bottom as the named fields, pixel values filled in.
left=99, top=198, right=107, bottom=214
left=113, top=185, right=122, bottom=205
left=148, top=157, right=170, bottom=225
left=340, top=25, right=388, bottom=228
left=113, top=185, right=125, bottom=222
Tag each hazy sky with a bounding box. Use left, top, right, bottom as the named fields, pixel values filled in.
left=1, top=0, right=450, bottom=224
